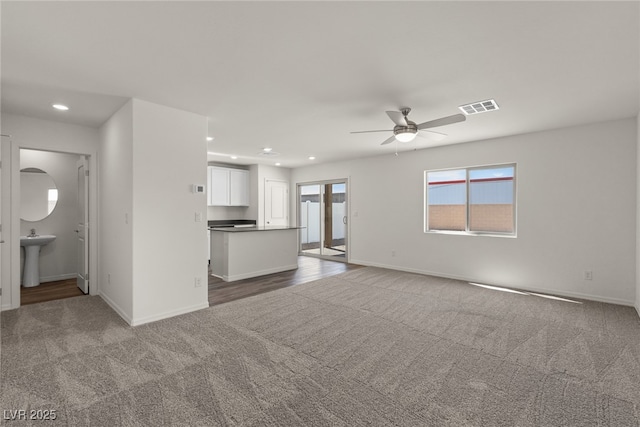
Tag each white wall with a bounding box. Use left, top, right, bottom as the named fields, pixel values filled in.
left=99, top=99, right=209, bottom=325
left=130, top=99, right=209, bottom=325
left=99, top=100, right=134, bottom=320
left=1, top=113, right=99, bottom=310
left=20, top=149, right=80, bottom=283
left=292, top=118, right=638, bottom=305
left=207, top=205, right=250, bottom=221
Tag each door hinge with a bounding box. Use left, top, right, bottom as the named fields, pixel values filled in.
left=0, top=288, right=3, bottom=296
left=85, top=170, right=90, bottom=176
left=86, top=273, right=89, bottom=281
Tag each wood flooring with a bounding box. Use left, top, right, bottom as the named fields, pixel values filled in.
left=20, top=278, right=85, bottom=306
left=209, top=256, right=363, bottom=306
left=19, top=256, right=362, bottom=308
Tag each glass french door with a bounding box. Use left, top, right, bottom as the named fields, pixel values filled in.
left=298, top=180, right=347, bottom=261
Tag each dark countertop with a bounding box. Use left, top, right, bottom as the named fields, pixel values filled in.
left=210, top=226, right=304, bottom=233
left=208, top=219, right=256, bottom=228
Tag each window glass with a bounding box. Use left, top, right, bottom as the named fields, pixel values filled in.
left=469, top=166, right=514, bottom=233
left=427, top=169, right=466, bottom=231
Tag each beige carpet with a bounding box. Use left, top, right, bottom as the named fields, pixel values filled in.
left=2, top=267, right=640, bottom=425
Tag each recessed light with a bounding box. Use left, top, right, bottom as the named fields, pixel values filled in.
left=275, top=163, right=281, bottom=166
left=52, top=104, right=69, bottom=111
left=206, top=137, right=214, bottom=141
left=308, top=156, right=316, bottom=160
left=230, top=156, right=238, bottom=159
left=263, top=147, right=273, bottom=153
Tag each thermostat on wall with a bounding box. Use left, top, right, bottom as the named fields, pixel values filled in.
left=193, top=184, right=205, bottom=194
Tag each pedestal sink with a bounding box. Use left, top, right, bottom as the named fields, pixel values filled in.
left=20, top=235, right=56, bottom=287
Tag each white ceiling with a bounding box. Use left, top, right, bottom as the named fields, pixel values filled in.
left=2, top=1, right=639, bottom=167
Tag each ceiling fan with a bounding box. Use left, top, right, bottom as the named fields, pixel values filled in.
left=351, top=107, right=466, bottom=145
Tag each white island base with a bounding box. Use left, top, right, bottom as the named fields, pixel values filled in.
left=210, top=227, right=300, bottom=282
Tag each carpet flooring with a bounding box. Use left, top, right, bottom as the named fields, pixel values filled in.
left=1, top=267, right=640, bottom=426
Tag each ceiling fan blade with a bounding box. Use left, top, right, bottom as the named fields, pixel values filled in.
left=380, top=135, right=397, bottom=145
left=417, top=113, right=466, bottom=130
left=417, top=130, right=447, bottom=141
left=386, top=111, right=407, bottom=126
left=350, top=129, right=392, bottom=134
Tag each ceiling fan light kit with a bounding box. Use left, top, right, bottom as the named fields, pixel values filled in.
left=394, top=129, right=417, bottom=142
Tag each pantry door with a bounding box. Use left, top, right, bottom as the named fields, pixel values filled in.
left=265, top=179, right=289, bottom=226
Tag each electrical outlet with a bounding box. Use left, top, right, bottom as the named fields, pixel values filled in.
left=584, top=270, right=593, bottom=281
left=194, top=277, right=202, bottom=288
left=391, top=250, right=396, bottom=257
left=107, top=273, right=111, bottom=284
left=195, top=211, right=202, bottom=222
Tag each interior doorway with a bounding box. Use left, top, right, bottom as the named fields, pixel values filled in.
left=17, top=149, right=90, bottom=305
left=298, top=180, right=347, bottom=262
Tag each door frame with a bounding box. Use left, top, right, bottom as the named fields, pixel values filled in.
left=296, top=178, right=349, bottom=263
left=4, top=144, right=98, bottom=311
left=0, top=135, right=12, bottom=311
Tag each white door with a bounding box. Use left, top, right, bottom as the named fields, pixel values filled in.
left=0, top=136, right=7, bottom=310
left=265, top=180, right=288, bottom=226
left=76, top=157, right=89, bottom=294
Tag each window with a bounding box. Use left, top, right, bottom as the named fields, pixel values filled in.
left=47, top=188, right=58, bottom=216
left=425, top=164, right=516, bottom=235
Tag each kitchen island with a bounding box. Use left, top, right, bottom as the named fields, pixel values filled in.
left=210, top=226, right=302, bottom=282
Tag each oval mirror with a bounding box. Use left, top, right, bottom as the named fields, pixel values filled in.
left=20, top=168, right=58, bottom=222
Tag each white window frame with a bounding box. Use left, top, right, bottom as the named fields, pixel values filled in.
left=424, top=163, right=517, bottom=237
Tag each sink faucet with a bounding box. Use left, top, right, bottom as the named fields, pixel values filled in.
left=28, top=228, right=38, bottom=237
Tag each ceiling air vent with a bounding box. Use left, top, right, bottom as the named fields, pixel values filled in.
left=458, top=99, right=499, bottom=115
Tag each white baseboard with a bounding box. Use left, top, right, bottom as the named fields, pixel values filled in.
left=222, top=264, right=298, bottom=282
left=99, top=292, right=133, bottom=325
left=130, top=301, right=210, bottom=327
left=635, top=303, right=640, bottom=319
left=350, top=259, right=636, bottom=307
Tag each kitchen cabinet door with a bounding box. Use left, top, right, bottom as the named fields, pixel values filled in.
left=210, top=167, right=230, bottom=206
left=229, top=169, right=250, bottom=206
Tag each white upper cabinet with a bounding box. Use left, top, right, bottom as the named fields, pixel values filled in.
left=208, top=166, right=250, bottom=206
left=229, top=169, right=250, bottom=206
